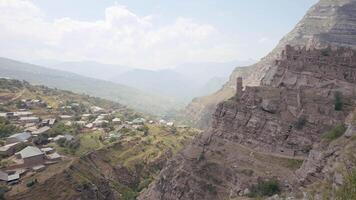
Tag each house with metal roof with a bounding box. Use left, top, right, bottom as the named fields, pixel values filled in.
left=15, top=146, right=44, bottom=166
left=6, top=132, right=31, bottom=144
left=0, top=142, right=21, bottom=156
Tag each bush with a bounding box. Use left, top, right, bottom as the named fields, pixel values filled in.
left=197, top=152, right=205, bottom=161
left=26, top=179, right=38, bottom=187
left=323, top=124, right=347, bottom=141
left=49, top=122, right=76, bottom=137
left=334, top=91, right=344, bottom=111
left=336, top=171, right=356, bottom=200
left=248, top=179, right=280, bottom=197
left=33, top=134, right=49, bottom=145
left=294, top=116, right=307, bottom=130
left=0, top=185, right=9, bottom=200
left=0, top=117, right=19, bottom=138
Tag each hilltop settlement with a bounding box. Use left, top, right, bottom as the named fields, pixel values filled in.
left=0, top=79, right=197, bottom=199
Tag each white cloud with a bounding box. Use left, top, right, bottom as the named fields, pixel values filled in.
left=0, top=0, right=241, bottom=68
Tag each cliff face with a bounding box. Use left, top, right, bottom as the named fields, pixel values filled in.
left=185, top=0, right=356, bottom=129
left=138, top=46, right=356, bottom=200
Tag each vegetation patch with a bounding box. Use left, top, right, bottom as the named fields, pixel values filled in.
left=0, top=185, right=9, bottom=200
left=247, top=179, right=280, bottom=198
left=294, top=116, right=307, bottom=130
left=334, top=91, right=344, bottom=111
left=285, top=159, right=304, bottom=170
left=323, top=124, right=347, bottom=141
left=336, top=171, right=356, bottom=200
left=0, top=117, right=19, bottom=138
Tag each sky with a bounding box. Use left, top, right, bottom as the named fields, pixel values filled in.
left=0, top=0, right=318, bottom=69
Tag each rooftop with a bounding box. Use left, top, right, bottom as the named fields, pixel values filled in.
left=0, top=142, right=20, bottom=151
left=16, top=146, right=44, bottom=159
left=8, top=132, right=31, bottom=141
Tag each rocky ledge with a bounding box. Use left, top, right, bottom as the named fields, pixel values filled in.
left=139, top=46, right=356, bottom=200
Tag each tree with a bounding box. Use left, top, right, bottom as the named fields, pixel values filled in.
left=0, top=117, right=19, bottom=138
left=334, top=91, right=343, bottom=111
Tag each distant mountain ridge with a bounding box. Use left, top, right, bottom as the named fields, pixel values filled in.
left=0, top=57, right=181, bottom=115
left=33, top=59, right=254, bottom=103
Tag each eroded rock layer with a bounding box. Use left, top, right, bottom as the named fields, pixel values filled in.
left=139, top=46, right=356, bottom=200
left=185, top=0, right=356, bottom=129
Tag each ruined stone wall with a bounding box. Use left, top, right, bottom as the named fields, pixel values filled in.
left=212, top=46, right=356, bottom=157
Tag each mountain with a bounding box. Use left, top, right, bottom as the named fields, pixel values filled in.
left=0, top=57, right=181, bottom=115
left=111, top=69, right=198, bottom=102
left=139, top=43, right=356, bottom=200
left=35, top=60, right=132, bottom=81
left=185, top=0, right=356, bottom=129
left=139, top=0, right=356, bottom=199
left=174, top=60, right=255, bottom=85
left=111, top=65, right=238, bottom=103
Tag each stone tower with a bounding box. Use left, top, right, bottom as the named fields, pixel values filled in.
left=236, top=77, right=243, bottom=99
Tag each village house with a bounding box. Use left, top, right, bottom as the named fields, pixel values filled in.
left=53, top=134, right=74, bottom=142
left=24, top=125, right=38, bottom=133
left=32, top=126, right=51, bottom=135
left=81, top=114, right=92, bottom=120
left=0, top=170, right=20, bottom=184
left=14, top=111, right=33, bottom=117
left=6, top=132, right=31, bottom=144
left=0, top=142, right=21, bottom=156
left=15, top=146, right=45, bottom=166
left=85, top=123, right=94, bottom=129
left=74, top=121, right=86, bottom=127
left=41, top=118, right=56, bottom=127
left=166, top=122, right=174, bottom=127
left=112, top=118, right=121, bottom=124
left=46, top=152, right=61, bottom=161
left=19, top=116, right=40, bottom=124
left=59, top=115, right=73, bottom=120
left=132, top=118, right=146, bottom=125
left=91, top=106, right=105, bottom=114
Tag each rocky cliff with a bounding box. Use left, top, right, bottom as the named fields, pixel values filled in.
left=185, top=0, right=356, bottom=129
left=138, top=46, right=356, bottom=199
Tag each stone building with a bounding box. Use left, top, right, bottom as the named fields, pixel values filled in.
left=15, top=146, right=44, bottom=167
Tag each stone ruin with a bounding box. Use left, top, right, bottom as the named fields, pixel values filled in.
left=213, top=45, right=356, bottom=157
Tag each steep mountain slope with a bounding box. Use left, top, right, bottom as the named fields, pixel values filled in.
left=7, top=125, right=199, bottom=200
left=185, top=0, right=356, bottom=129
left=0, top=57, right=181, bottom=115
left=139, top=45, right=356, bottom=200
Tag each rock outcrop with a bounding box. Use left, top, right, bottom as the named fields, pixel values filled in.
left=139, top=46, right=356, bottom=200
left=185, top=0, right=356, bottom=129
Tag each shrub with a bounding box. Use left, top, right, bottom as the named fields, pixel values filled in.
left=336, top=171, right=356, bottom=200
left=56, top=138, right=67, bottom=147
left=0, top=117, right=19, bottom=138
left=294, top=116, right=307, bottom=130
left=334, top=91, right=344, bottom=111
left=197, top=152, right=205, bottom=161
left=0, top=185, right=9, bottom=200
left=323, top=124, right=347, bottom=141
left=26, top=179, right=38, bottom=187
left=33, top=134, right=49, bottom=145
left=248, top=179, right=280, bottom=197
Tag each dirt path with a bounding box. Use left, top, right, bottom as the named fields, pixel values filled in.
left=9, top=89, right=26, bottom=102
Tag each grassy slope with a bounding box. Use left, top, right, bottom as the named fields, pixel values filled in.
left=8, top=125, right=200, bottom=200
